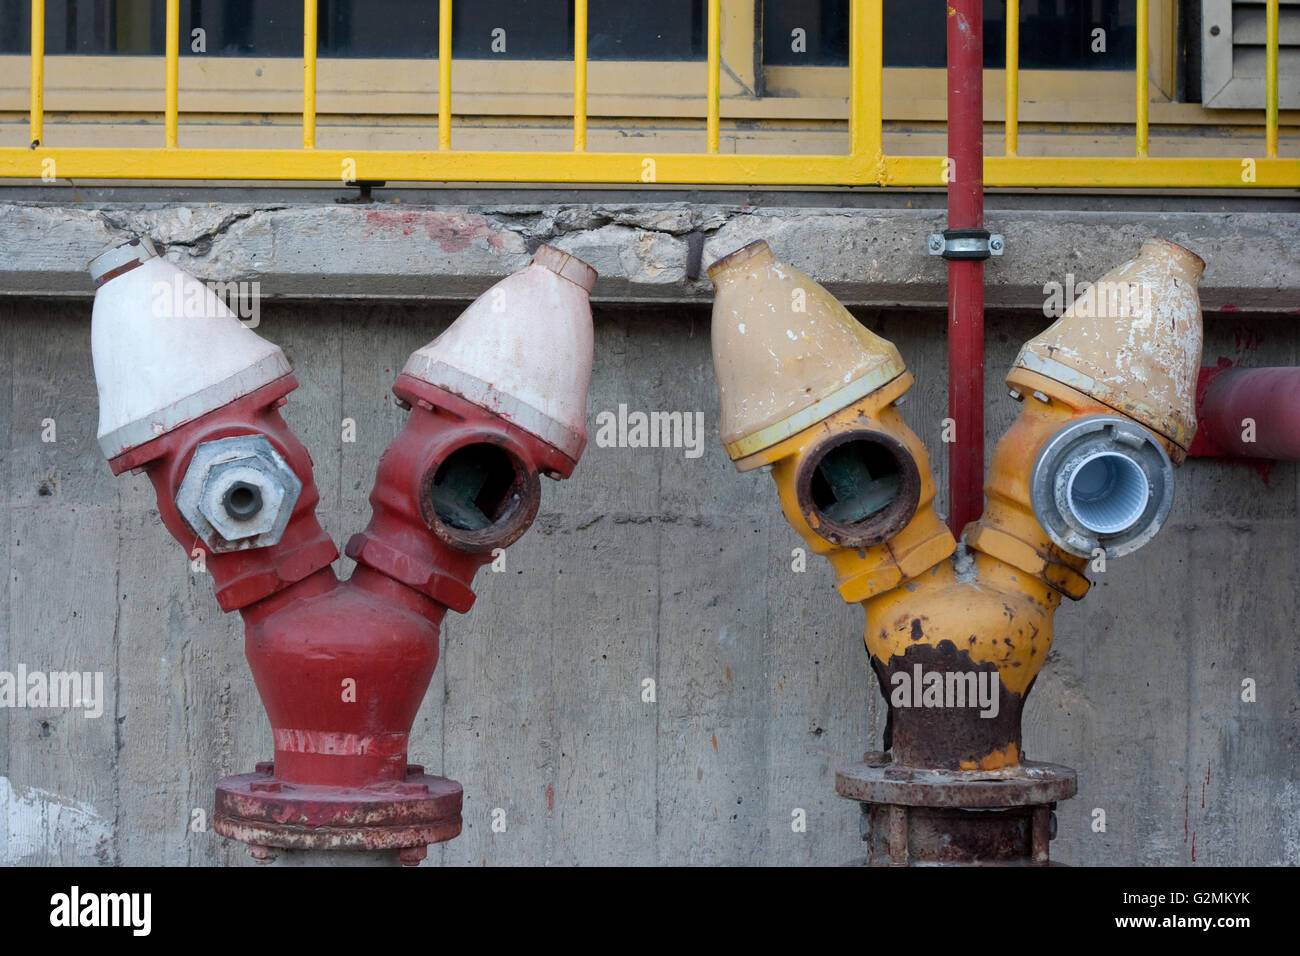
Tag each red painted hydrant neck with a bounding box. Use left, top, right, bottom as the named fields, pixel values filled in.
left=110, top=375, right=340, bottom=612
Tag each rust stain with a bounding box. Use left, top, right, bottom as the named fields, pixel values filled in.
left=725, top=667, right=733, bottom=682
left=711, top=732, right=718, bottom=752
left=546, top=782, right=554, bottom=811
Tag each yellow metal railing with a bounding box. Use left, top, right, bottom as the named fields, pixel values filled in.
left=1136, top=0, right=1149, bottom=157
left=2, top=0, right=1294, bottom=187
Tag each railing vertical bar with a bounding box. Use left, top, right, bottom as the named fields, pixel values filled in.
left=1005, top=0, right=1019, bottom=156
left=849, top=0, right=883, bottom=170
left=1266, top=0, right=1279, bottom=158
left=165, top=0, right=179, bottom=147
left=439, top=0, right=452, bottom=150
left=303, top=0, right=317, bottom=148
left=1135, top=0, right=1148, bottom=157
left=574, top=0, right=588, bottom=151
left=29, top=0, right=43, bottom=147
left=706, top=0, right=721, bottom=153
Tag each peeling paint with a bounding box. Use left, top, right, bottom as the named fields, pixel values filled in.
left=1015, top=239, right=1204, bottom=449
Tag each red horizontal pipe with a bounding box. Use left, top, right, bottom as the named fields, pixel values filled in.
left=946, top=0, right=985, bottom=537
left=1189, top=365, right=1300, bottom=460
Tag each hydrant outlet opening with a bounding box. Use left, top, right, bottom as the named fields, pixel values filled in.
left=424, top=442, right=541, bottom=552
left=1065, top=451, right=1150, bottom=535
left=1032, top=414, right=1175, bottom=559
left=797, top=431, right=921, bottom=548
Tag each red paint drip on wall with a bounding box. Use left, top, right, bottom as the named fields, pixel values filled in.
left=1232, top=326, right=1262, bottom=351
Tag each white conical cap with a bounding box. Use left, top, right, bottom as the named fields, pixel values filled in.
left=402, top=245, right=596, bottom=461
left=90, top=237, right=291, bottom=460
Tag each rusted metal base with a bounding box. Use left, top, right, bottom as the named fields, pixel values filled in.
left=836, top=755, right=1076, bottom=866
left=214, top=762, right=462, bottom=865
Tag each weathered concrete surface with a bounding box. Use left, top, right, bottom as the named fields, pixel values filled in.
left=1, top=201, right=1298, bottom=312
left=1, top=298, right=1296, bottom=866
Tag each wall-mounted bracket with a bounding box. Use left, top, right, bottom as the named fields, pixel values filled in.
left=927, top=228, right=1005, bottom=260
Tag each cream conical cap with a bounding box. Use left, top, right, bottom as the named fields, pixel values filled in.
left=708, top=240, right=906, bottom=461
left=1012, top=238, right=1205, bottom=450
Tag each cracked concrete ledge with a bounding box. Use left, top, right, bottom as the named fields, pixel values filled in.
left=1, top=200, right=1296, bottom=312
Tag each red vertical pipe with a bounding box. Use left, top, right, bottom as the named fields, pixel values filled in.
left=946, top=0, right=986, bottom=538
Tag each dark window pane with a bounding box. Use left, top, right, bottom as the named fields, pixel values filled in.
left=761, top=0, right=849, bottom=66
left=590, top=2, right=705, bottom=60
left=0, top=0, right=705, bottom=58
left=451, top=0, right=569, bottom=60
left=763, top=1, right=1137, bottom=70
left=0, top=0, right=168, bottom=55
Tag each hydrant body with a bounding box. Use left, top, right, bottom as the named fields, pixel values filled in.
left=708, top=238, right=1204, bottom=864
left=90, top=238, right=596, bottom=862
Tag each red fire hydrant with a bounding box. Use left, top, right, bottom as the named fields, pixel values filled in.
left=90, top=237, right=596, bottom=863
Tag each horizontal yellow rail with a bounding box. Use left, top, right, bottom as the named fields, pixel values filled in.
left=3, top=0, right=1294, bottom=189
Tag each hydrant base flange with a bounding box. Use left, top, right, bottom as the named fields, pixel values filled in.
left=836, top=760, right=1076, bottom=866
left=835, top=759, right=1077, bottom=808
left=214, top=766, right=463, bottom=852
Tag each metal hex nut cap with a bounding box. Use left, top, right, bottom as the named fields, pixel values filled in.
left=176, top=435, right=303, bottom=552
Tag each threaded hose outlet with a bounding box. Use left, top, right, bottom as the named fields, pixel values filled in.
left=1030, top=415, right=1174, bottom=558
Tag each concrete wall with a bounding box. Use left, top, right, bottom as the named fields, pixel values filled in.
left=1, top=291, right=1295, bottom=866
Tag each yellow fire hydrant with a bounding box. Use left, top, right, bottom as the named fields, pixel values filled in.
left=708, top=238, right=1204, bottom=864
